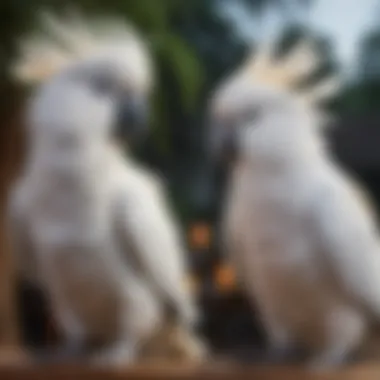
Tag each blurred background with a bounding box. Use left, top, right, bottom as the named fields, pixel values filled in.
left=0, top=0, right=380, bottom=360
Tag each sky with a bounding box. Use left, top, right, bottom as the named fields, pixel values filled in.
left=309, top=0, right=378, bottom=70
left=223, top=0, right=379, bottom=75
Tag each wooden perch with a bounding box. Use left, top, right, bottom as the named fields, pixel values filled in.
left=0, top=361, right=380, bottom=380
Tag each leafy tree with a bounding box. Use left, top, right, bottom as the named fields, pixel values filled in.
left=336, top=28, right=380, bottom=115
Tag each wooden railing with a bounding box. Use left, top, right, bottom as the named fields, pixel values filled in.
left=1, top=361, right=380, bottom=380
left=0, top=349, right=376, bottom=380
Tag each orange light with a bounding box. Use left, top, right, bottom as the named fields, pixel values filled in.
left=184, top=274, right=200, bottom=295
left=188, top=222, right=212, bottom=250
left=214, top=264, right=236, bottom=293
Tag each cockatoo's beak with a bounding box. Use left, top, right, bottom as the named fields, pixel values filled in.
left=209, top=118, right=238, bottom=166
left=114, top=93, right=149, bottom=143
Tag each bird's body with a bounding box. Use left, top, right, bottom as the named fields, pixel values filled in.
left=12, top=144, right=160, bottom=350
left=9, top=12, right=206, bottom=365
left=210, top=38, right=380, bottom=368
left=224, top=149, right=380, bottom=363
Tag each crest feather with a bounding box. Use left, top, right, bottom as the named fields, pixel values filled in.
left=242, top=37, right=341, bottom=109
left=12, top=10, right=152, bottom=90
left=302, top=76, right=341, bottom=105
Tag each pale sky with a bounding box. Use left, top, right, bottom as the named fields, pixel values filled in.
left=223, top=0, right=379, bottom=75
left=309, top=0, right=378, bottom=71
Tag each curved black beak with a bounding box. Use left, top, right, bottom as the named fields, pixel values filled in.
left=209, top=119, right=238, bottom=167
left=114, top=94, right=149, bottom=144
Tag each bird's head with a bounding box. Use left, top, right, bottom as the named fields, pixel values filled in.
left=13, top=11, right=153, bottom=145
left=208, top=38, right=341, bottom=166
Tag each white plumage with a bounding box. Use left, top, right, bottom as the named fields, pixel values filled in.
left=9, top=12, right=205, bottom=365
left=13, top=11, right=152, bottom=92
left=209, top=37, right=380, bottom=369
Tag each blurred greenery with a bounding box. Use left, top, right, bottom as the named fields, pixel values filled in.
left=336, top=27, right=380, bottom=115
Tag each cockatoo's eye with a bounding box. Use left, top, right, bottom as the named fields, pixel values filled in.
left=239, top=107, right=262, bottom=127
left=92, top=75, right=121, bottom=97
left=114, top=93, right=149, bottom=143
left=86, top=66, right=123, bottom=97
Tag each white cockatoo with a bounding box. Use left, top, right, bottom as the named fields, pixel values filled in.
left=208, top=37, right=380, bottom=369
left=9, top=12, right=206, bottom=366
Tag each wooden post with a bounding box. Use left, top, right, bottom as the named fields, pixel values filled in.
left=0, top=83, right=25, bottom=348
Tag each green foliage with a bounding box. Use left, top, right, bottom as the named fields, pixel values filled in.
left=154, top=33, right=204, bottom=111
left=335, top=27, right=380, bottom=115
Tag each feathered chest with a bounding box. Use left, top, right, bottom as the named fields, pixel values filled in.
left=229, top=169, right=299, bottom=214
left=225, top=169, right=313, bottom=263
left=28, top=169, right=113, bottom=248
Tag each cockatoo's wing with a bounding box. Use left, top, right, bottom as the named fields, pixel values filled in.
left=222, top=204, right=248, bottom=287
left=309, top=172, right=380, bottom=317
left=115, top=168, right=199, bottom=328
left=8, top=184, right=40, bottom=286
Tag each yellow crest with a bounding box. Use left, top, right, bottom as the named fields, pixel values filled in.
left=242, top=37, right=341, bottom=109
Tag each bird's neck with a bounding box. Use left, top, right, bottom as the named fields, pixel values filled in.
left=235, top=138, right=328, bottom=179
left=24, top=139, right=131, bottom=184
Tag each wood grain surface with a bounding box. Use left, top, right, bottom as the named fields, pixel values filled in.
left=0, top=360, right=380, bottom=380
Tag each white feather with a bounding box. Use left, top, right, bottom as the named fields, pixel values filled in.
left=217, top=36, right=341, bottom=131
left=9, top=10, right=205, bottom=365
left=12, top=11, right=152, bottom=92
left=211, top=36, right=380, bottom=370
